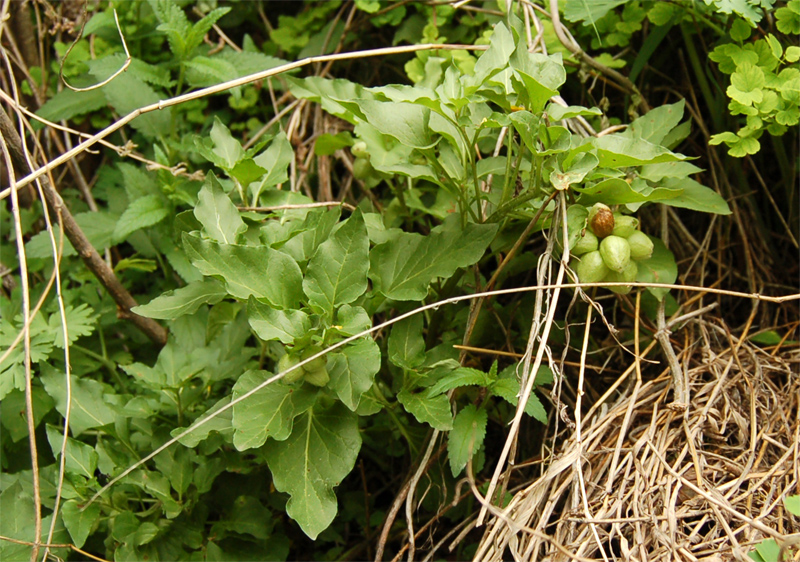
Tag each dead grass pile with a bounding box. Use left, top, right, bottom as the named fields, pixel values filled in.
left=473, top=320, right=799, bottom=561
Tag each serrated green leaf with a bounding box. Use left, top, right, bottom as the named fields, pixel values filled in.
left=51, top=304, right=96, bottom=348
left=328, top=338, right=381, bottom=411
left=35, top=87, right=108, bottom=125
left=369, top=215, right=498, bottom=301
left=61, top=500, right=101, bottom=549
left=132, top=279, right=226, bottom=320
left=427, top=367, right=491, bottom=396
left=89, top=55, right=171, bottom=138
left=114, top=194, right=169, bottom=241
left=448, top=405, right=487, bottom=476
left=387, top=315, right=425, bottom=370
left=40, top=365, right=116, bottom=436
left=185, top=55, right=239, bottom=90
left=264, top=401, right=361, bottom=539
left=194, top=172, right=246, bottom=244
left=489, top=377, right=548, bottom=422
left=397, top=389, right=453, bottom=430
left=634, top=236, right=677, bottom=301
left=232, top=371, right=317, bottom=450
left=303, top=210, right=369, bottom=317
left=247, top=298, right=311, bottom=344
left=183, top=233, right=303, bottom=308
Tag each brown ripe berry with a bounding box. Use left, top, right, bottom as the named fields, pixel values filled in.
left=588, top=203, right=615, bottom=238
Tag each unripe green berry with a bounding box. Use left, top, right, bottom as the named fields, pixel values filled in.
left=352, top=141, right=369, bottom=159
left=574, top=251, right=610, bottom=284
left=612, top=214, right=638, bottom=238
left=627, top=231, right=654, bottom=261
left=603, top=261, right=638, bottom=294
left=278, top=353, right=304, bottom=383
left=572, top=230, right=599, bottom=256
left=353, top=157, right=374, bottom=180
left=599, top=235, right=632, bottom=272
left=300, top=345, right=327, bottom=372
left=303, top=366, right=330, bottom=387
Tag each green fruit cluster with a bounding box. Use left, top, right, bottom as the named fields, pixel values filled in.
left=277, top=345, right=330, bottom=387
left=571, top=204, right=654, bottom=294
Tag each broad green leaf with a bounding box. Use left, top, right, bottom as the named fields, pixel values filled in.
left=550, top=152, right=599, bottom=190
left=369, top=215, right=498, bottom=301
left=314, top=132, right=353, bottom=156
left=785, top=495, right=800, bottom=516
left=40, top=366, right=116, bottom=435
left=660, top=178, right=732, bottom=214
left=0, top=482, right=68, bottom=561
left=279, top=207, right=341, bottom=264
left=563, top=0, right=628, bottom=23
left=122, top=338, right=217, bottom=390
left=639, top=161, right=703, bottom=182
left=61, top=500, right=101, bottom=549
left=171, top=397, right=233, bottom=448
left=0, top=388, right=53, bottom=442
left=447, top=405, right=488, bottom=476
left=334, top=304, right=372, bottom=336
left=46, top=425, right=97, bottom=478
left=509, top=45, right=566, bottom=113
left=213, top=496, right=274, bottom=540
left=427, top=367, right=491, bottom=396
left=183, top=233, right=303, bottom=308
left=634, top=237, right=677, bottom=301
left=358, top=99, right=434, bottom=149
left=387, top=315, right=425, bottom=370
left=303, top=210, right=369, bottom=317
left=623, top=100, right=685, bottom=145
left=575, top=178, right=682, bottom=206
left=466, top=23, right=515, bottom=94
left=546, top=103, right=603, bottom=121
left=113, top=194, right=169, bottom=241
left=247, top=298, right=311, bottom=344
left=288, top=76, right=372, bottom=123
left=328, top=338, right=381, bottom=411
left=728, top=61, right=765, bottom=106
left=592, top=135, right=688, bottom=167
left=132, top=279, right=227, bottom=320
left=153, top=447, right=194, bottom=496
left=232, top=370, right=317, bottom=450
left=753, top=539, right=780, bottom=562
left=208, top=117, right=245, bottom=169
left=252, top=131, right=293, bottom=201
left=264, top=401, right=361, bottom=539
left=194, top=172, right=246, bottom=244
left=397, top=389, right=453, bottom=430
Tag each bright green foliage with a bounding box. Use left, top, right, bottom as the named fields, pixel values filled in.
left=448, top=404, right=488, bottom=476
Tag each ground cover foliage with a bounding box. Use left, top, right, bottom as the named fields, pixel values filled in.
left=0, top=1, right=798, bottom=560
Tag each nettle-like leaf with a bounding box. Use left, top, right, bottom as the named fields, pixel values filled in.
left=114, top=194, right=169, bottom=242
left=183, top=233, right=303, bottom=308
left=194, top=172, right=246, bottom=244
left=231, top=370, right=318, bottom=450
left=369, top=215, right=498, bottom=301
left=264, top=400, right=361, bottom=539
left=426, top=367, right=492, bottom=396
left=303, top=210, right=369, bottom=318
left=448, top=404, right=488, bottom=476
left=489, top=378, right=548, bottom=423
left=133, top=279, right=227, bottom=320
left=397, top=389, right=453, bottom=430
left=328, top=338, right=381, bottom=411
